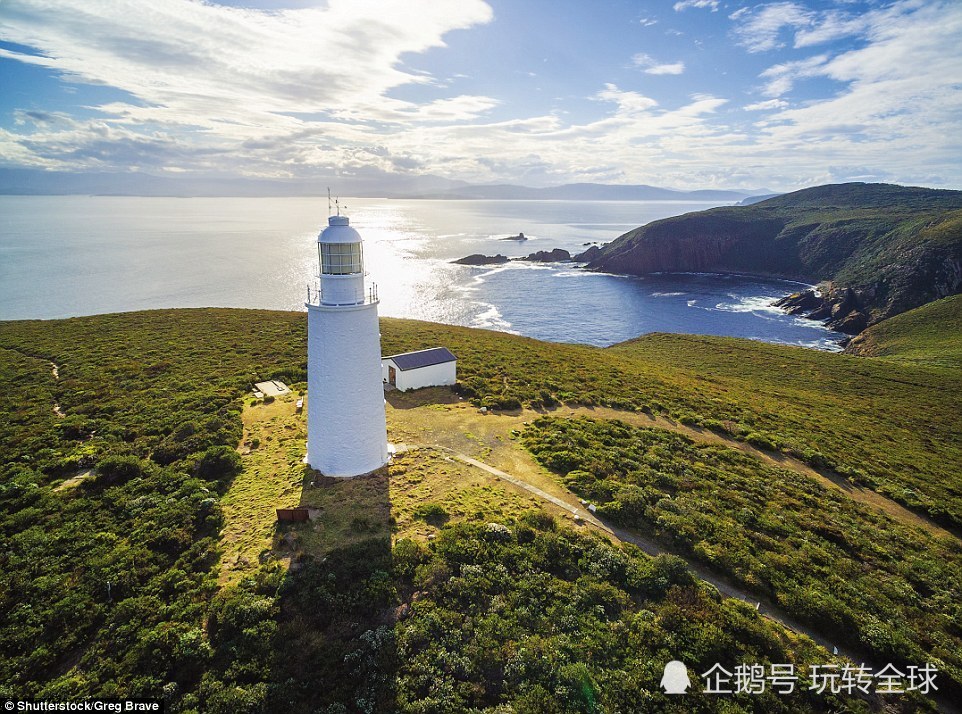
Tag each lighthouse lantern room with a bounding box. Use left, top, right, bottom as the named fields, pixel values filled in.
left=305, top=213, right=389, bottom=477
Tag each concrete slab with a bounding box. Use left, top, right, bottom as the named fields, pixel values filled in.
left=253, top=380, right=290, bottom=397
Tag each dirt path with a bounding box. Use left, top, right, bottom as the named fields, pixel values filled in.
left=1, top=346, right=67, bottom=418
left=440, top=448, right=605, bottom=527
left=557, top=405, right=957, bottom=540
left=431, top=441, right=835, bottom=645
left=386, top=391, right=956, bottom=543
left=50, top=360, right=65, bottom=418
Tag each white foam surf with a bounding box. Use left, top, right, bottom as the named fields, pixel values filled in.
left=472, top=302, right=516, bottom=333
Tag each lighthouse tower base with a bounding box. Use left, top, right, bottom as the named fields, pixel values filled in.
left=305, top=300, right=388, bottom=477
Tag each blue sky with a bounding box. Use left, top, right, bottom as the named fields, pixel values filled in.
left=1, top=0, right=960, bottom=191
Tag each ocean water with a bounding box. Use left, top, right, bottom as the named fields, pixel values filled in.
left=0, top=196, right=845, bottom=349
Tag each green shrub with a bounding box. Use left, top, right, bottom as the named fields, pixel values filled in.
left=520, top=414, right=962, bottom=698
left=744, top=431, right=777, bottom=451
left=95, top=454, right=147, bottom=486
left=194, top=445, right=243, bottom=482
left=412, top=503, right=449, bottom=526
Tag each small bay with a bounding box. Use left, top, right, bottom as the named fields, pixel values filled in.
left=0, top=195, right=845, bottom=349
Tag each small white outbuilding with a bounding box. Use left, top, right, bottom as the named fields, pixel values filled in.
left=382, top=347, right=457, bottom=392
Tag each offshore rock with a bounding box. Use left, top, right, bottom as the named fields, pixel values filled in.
left=453, top=254, right=510, bottom=266
left=774, top=291, right=823, bottom=315
left=523, top=248, right=570, bottom=262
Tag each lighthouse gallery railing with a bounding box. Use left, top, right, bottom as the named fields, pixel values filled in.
left=306, top=281, right=378, bottom=307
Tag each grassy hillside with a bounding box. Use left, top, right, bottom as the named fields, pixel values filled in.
left=381, top=319, right=962, bottom=529
left=0, top=308, right=959, bottom=710
left=1, top=308, right=960, bottom=524
left=845, top=294, right=962, bottom=368
left=589, top=183, right=962, bottom=329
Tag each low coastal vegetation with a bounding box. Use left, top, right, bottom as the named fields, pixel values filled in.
left=194, top=518, right=879, bottom=713
left=384, top=316, right=962, bottom=529
left=845, top=294, right=962, bottom=368
left=520, top=415, right=962, bottom=699
left=0, top=302, right=958, bottom=710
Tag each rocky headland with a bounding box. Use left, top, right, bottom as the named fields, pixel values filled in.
left=774, top=286, right=869, bottom=335
left=586, top=183, right=962, bottom=335
left=453, top=184, right=962, bottom=338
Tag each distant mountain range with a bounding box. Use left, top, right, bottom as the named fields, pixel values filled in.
left=0, top=168, right=467, bottom=198
left=0, top=168, right=766, bottom=201
left=403, top=182, right=766, bottom=202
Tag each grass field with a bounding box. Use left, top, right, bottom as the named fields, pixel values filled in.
left=3, top=306, right=958, bottom=528
left=380, top=316, right=962, bottom=528
left=221, top=387, right=577, bottom=587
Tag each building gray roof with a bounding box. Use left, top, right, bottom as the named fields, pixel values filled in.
left=384, top=347, right=457, bottom=371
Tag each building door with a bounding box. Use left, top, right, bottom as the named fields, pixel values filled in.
left=388, top=366, right=396, bottom=386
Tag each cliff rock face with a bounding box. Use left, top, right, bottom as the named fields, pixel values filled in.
left=573, top=245, right=602, bottom=262
left=587, top=183, right=962, bottom=333
left=590, top=215, right=790, bottom=276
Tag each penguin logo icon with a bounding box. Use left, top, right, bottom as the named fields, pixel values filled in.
left=660, top=660, right=691, bottom=694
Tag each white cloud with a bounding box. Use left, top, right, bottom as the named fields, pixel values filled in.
left=631, top=53, right=686, bottom=75
left=759, top=54, right=829, bottom=96
left=512, top=1, right=960, bottom=189
left=0, top=0, right=496, bottom=166
left=647, top=62, right=686, bottom=75
left=638, top=17, right=658, bottom=27
left=794, top=9, right=871, bottom=47
left=673, top=0, right=719, bottom=12
left=1, top=0, right=961, bottom=190
left=744, top=99, right=789, bottom=111
left=595, top=84, right=660, bottom=114
left=731, top=2, right=814, bottom=53
left=749, top=0, right=962, bottom=179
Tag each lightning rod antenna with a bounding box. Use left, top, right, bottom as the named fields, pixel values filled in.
left=327, top=187, right=332, bottom=216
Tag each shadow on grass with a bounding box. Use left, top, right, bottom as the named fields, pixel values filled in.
left=205, top=463, right=398, bottom=712
left=384, top=385, right=461, bottom=410
left=275, top=466, right=396, bottom=711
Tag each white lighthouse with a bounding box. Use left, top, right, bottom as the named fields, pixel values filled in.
left=305, top=213, right=388, bottom=477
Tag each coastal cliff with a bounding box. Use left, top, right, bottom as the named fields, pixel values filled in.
left=588, top=183, right=962, bottom=333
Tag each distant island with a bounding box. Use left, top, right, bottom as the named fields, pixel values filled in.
left=453, top=253, right=510, bottom=265
left=406, top=182, right=764, bottom=202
